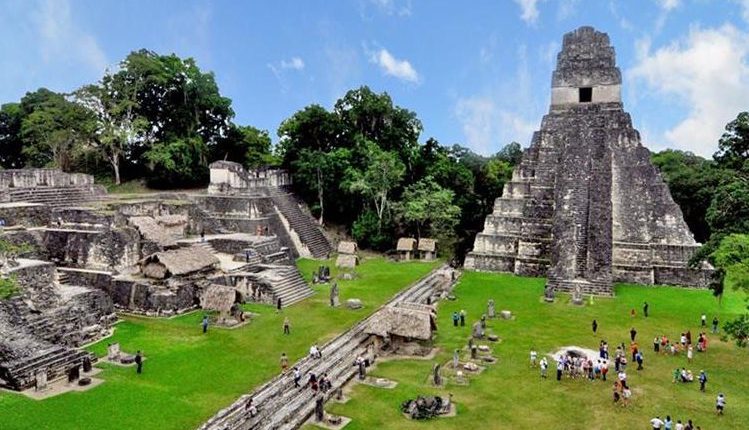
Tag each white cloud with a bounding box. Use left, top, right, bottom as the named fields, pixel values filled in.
left=454, top=45, right=540, bottom=154
left=369, top=48, right=420, bottom=83
left=368, top=0, right=412, bottom=17
left=736, top=0, right=749, bottom=23
left=34, top=0, right=107, bottom=73
left=514, top=0, right=540, bottom=25
left=629, top=24, right=749, bottom=157
left=657, top=0, right=681, bottom=11
left=557, top=0, right=579, bottom=21
left=280, top=57, right=305, bottom=70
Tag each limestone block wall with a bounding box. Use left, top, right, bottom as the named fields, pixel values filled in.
left=0, top=203, right=50, bottom=227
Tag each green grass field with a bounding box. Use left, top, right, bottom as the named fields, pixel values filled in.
left=0, top=257, right=439, bottom=430
left=319, top=272, right=749, bottom=430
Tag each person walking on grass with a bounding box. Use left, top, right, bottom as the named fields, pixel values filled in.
left=135, top=350, right=143, bottom=374
left=201, top=315, right=209, bottom=334
left=701, top=313, right=706, bottom=327
left=277, top=298, right=283, bottom=312
left=699, top=370, right=707, bottom=392
left=280, top=352, right=289, bottom=373
left=643, top=301, right=649, bottom=317
left=540, top=357, right=548, bottom=378
left=716, top=393, right=726, bottom=415
left=712, top=316, right=719, bottom=334
left=283, top=317, right=290, bottom=335
left=530, top=349, right=537, bottom=367
left=630, top=327, right=637, bottom=342
left=592, top=319, right=598, bottom=334
left=452, top=312, right=459, bottom=327
left=460, top=309, right=466, bottom=326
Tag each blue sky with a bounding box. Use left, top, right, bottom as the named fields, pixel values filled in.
left=1, top=0, right=749, bottom=157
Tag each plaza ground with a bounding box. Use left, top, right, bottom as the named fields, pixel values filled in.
left=318, top=271, right=749, bottom=430
left=0, top=258, right=439, bottom=430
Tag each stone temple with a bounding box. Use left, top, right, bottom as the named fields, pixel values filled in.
left=464, top=26, right=711, bottom=295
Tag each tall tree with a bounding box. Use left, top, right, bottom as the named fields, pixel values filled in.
left=0, top=103, right=26, bottom=168
left=214, top=125, right=275, bottom=169
left=346, top=142, right=405, bottom=227
left=715, top=111, right=749, bottom=174
left=75, top=73, right=150, bottom=184
left=18, top=89, right=94, bottom=171
left=396, top=177, right=461, bottom=241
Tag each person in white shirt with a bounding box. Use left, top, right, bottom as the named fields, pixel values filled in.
left=674, top=420, right=684, bottom=430
left=530, top=349, right=538, bottom=367
left=650, top=416, right=664, bottom=429
left=716, top=393, right=726, bottom=415
left=539, top=357, right=548, bottom=378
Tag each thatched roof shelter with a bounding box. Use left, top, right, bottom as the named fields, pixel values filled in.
left=201, top=285, right=236, bottom=312
left=140, top=246, right=219, bottom=279
left=418, top=238, right=437, bottom=252
left=337, top=241, right=358, bottom=255
left=130, top=215, right=186, bottom=247
left=366, top=305, right=436, bottom=341
left=397, top=238, right=417, bottom=252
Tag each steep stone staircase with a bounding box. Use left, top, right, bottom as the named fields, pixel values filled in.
left=0, top=345, right=95, bottom=391
left=7, top=185, right=99, bottom=208
left=270, top=266, right=314, bottom=307
left=269, top=189, right=332, bottom=259
left=199, top=265, right=457, bottom=430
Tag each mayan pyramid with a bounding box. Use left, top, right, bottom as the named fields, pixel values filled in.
left=464, top=26, right=711, bottom=295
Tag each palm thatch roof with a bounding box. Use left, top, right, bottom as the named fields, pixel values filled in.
left=396, top=238, right=417, bottom=252
left=417, top=238, right=437, bottom=252
left=140, top=246, right=219, bottom=278
left=337, top=241, right=358, bottom=254
left=366, top=305, right=435, bottom=340
left=129, top=216, right=184, bottom=247
left=201, top=285, right=236, bottom=312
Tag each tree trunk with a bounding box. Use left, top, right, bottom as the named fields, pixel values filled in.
left=316, top=166, right=324, bottom=225
left=112, top=156, right=121, bottom=185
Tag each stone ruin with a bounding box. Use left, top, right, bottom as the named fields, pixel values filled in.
left=465, top=26, right=712, bottom=295
left=0, top=162, right=333, bottom=391
left=401, top=395, right=452, bottom=420
left=335, top=241, right=359, bottom=270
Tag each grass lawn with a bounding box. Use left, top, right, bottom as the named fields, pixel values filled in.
left=0, top=257, right=439, bottom=430
left=321, top=272, right=749, bottom=430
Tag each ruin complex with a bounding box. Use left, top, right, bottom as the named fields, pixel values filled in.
left=0, top=163, right=332, bottom=391
left=464, top=26, right=711, bottom=295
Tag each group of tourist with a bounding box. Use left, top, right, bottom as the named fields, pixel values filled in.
left=451, top=310, right=466, bottom=327
left=649, top=416, right=701, bottom=429
left=654, top=331, right=710, bottom=357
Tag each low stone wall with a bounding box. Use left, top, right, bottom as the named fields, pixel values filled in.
left=0, top=169, right=94, bottom=189
left=111, top=279, right=200, bottom=314
left=0, top=203, right=50, bottom=227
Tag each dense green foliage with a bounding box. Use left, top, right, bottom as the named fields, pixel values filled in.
left=0, top=258, right=439, bottom=430
left=323, top=271, right=749, bottom=430
left=278, top=87, right=517, bottom=256
left=0, top=51, right=273, bottom=187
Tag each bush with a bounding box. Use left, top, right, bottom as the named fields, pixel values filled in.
left=352, top=210, right=392, bottom=251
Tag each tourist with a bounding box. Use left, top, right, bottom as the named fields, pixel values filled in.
left=635, top=351, right=644, bottom=370
left=592, top=319, right=598, bottom=334
left=308, top=372, right=318, bottom=392
left=687, top=345, right=693, bottom=363
left=309, top=344, right=322, bottom=359
left=245, top=397, right=258, bottom=417
left=201, top=315, right=209, bottom=334
left=280, top=352, right=289, bottom=372
left=673, top=367, right=681, bottom=383
left=460, top=309, right=466, bottom=326
left=712, top=316, right=719, bottom=334
left=452, top=312, right=459, bottom=327
left=698, top=370, right=707, bottom=392
left=622, top=386, right=632, bottom=406
left=686, top=330, right=692, bottom=345
left=540, top=357, right=548, bottom=378
left=277, top=298, right=283, bottom=312
left=650, top=416, right=665, bottom=429
left=617, top=370, right=627, bottom=388
left=643, top=301, right=649, bottom=317
left=630, top=327, right=637, bottom=342
left=293, top=367, right=301, bottom=388
left=686, top=419, right=694, bottom=430
left=601, top=360, right=608, bottom=381
left=716, top=393, right=725, bottom=415
left=630, top=308, right=636, bottom=318
left=664, top=416, right=673, bottom=430
left=612, top=382, right=621, bottom=404
left=680, top=333, right=687, bottom=347
left=355, top=356, right=366, bottom=380
left=701, top=313, right=707, bottom=327
left=556, top=356, right=564, bottom=381
left=630, top=341, right=638, bottom=361
left=530, top=349, right=537, bottom=367
left=283, top=317, right=290, bottom=335
left=675, top=420, right=684, bottom=430
left=135, top=350, right=143, bottom=374
left=200, top=229, right=205, bottom=242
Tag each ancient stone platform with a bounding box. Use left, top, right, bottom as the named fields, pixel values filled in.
left=465, top=26, right=712, bottom=294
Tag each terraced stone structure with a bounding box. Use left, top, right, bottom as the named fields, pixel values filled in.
left=465, top=26, right=710, bottom=295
